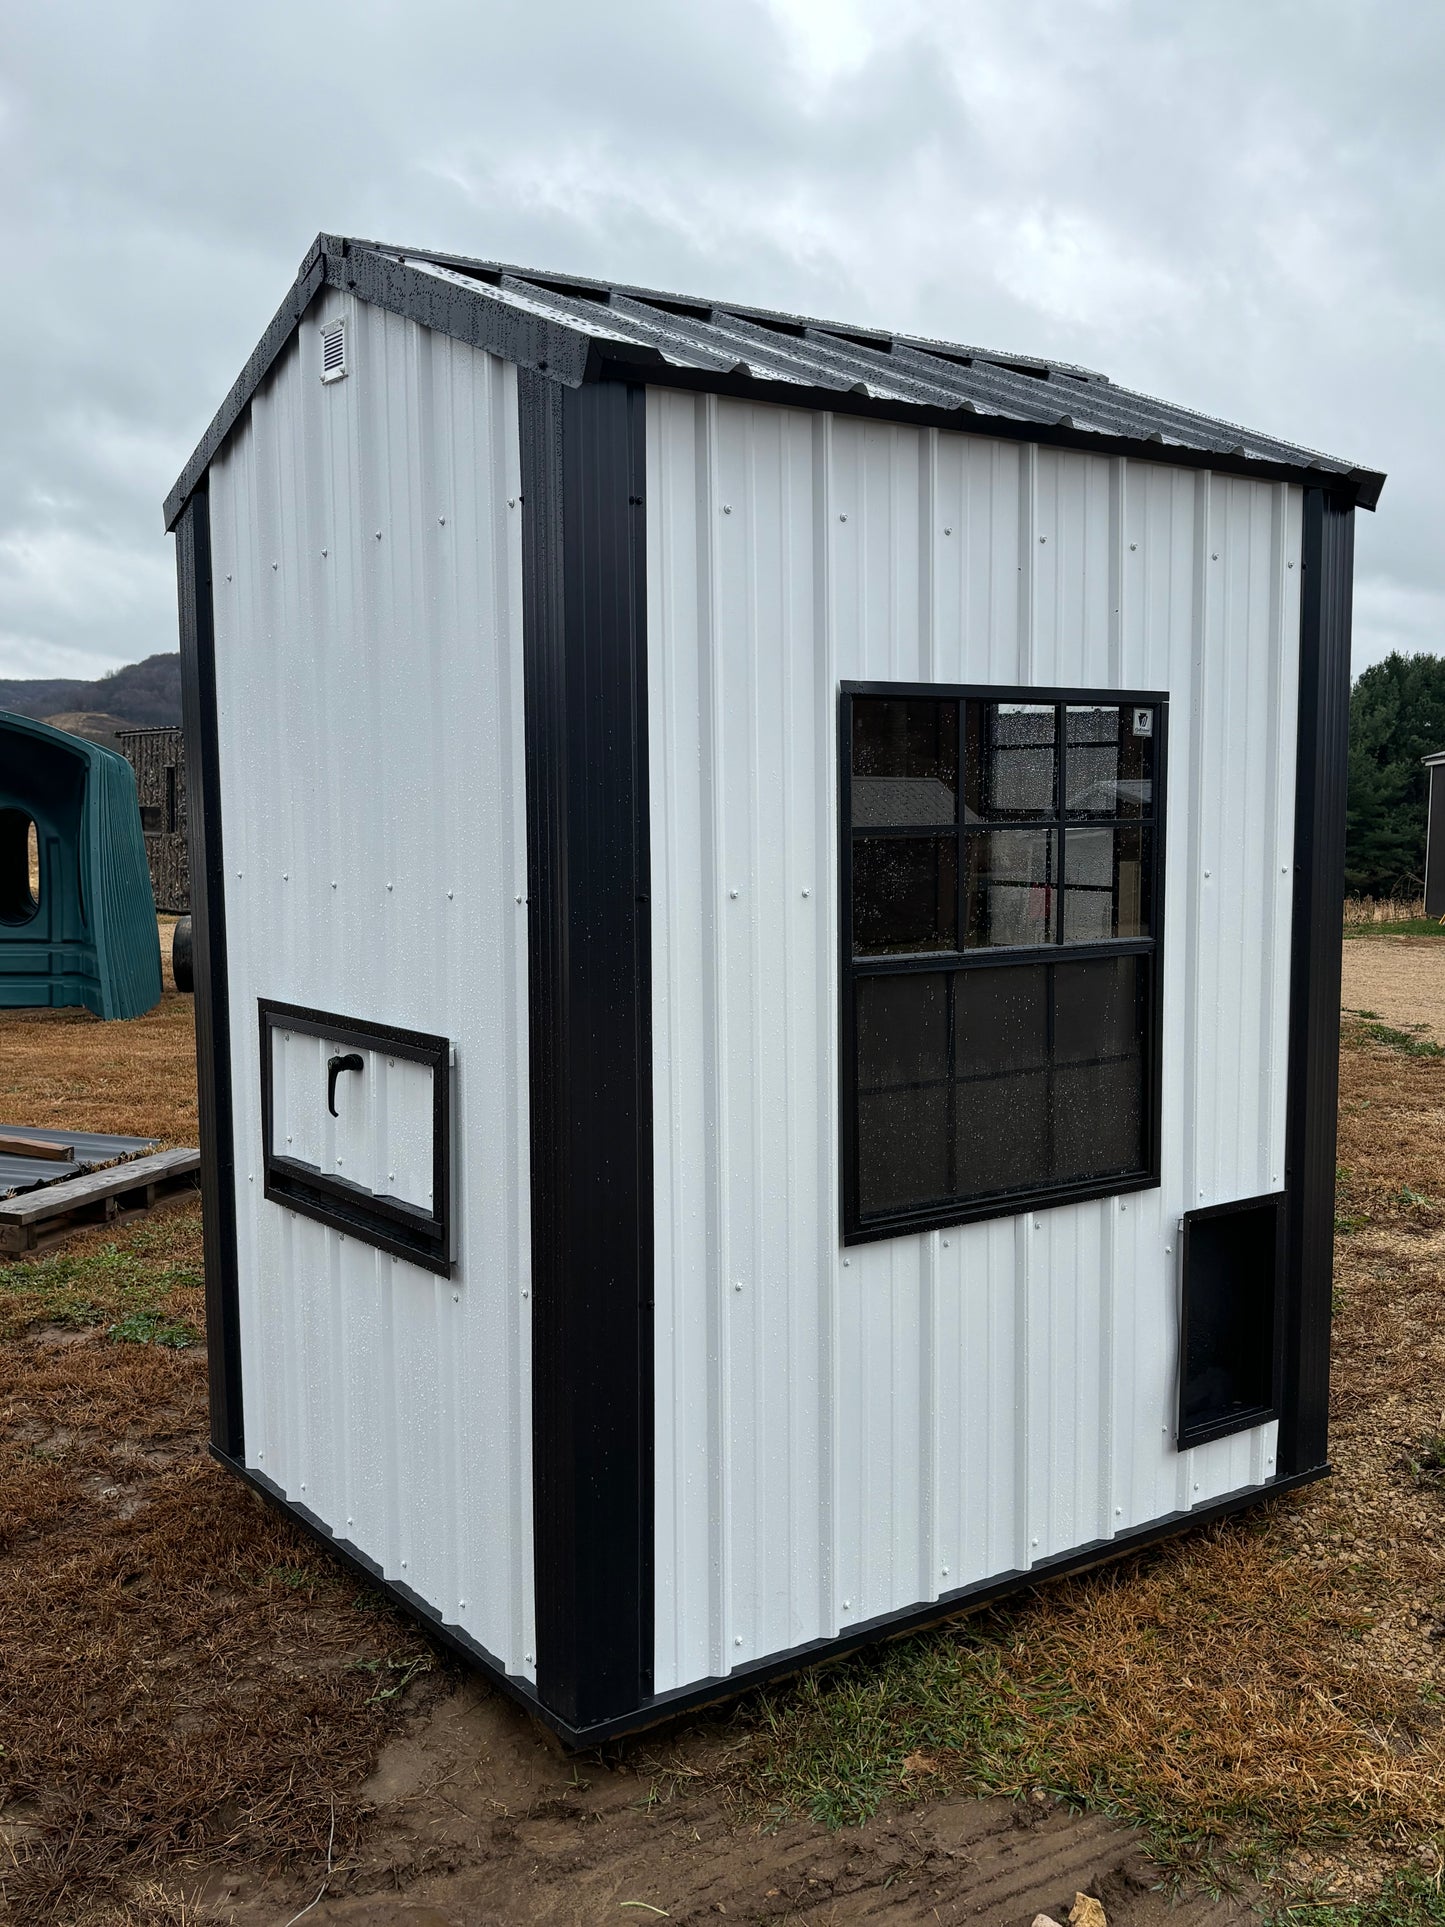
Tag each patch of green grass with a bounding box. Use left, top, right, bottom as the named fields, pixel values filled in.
left=1347, top=1015, right=1445, bottom=1059
left=106, top=1307, right=196, bottom=1348
left=1272, top=1868, right=1445, bottom=1927
left=1343, top=920, right=1445, bottom=939
left=0, top=1220, right=202, bottom=1339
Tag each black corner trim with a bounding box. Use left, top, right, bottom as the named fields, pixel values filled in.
left=257, top=999, right=453, bottom=1275
left=1279, top=489, right=1354, bottom=1478
left=176, top=487, right=243, bottom=1459
left=519, top=371, right=654, bottom=1730
left=214, top=1441, right=1325, bottom=1750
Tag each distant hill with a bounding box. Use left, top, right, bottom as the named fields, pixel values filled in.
left=40, top=711, right=142, bottom=751
left=0, top=653, right=180, bottom=728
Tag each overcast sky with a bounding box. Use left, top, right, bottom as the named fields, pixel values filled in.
left=1, top=0, right=1438, bottom=682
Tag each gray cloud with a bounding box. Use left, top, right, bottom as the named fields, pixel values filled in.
left=1, top=0, right=1438, bottom=677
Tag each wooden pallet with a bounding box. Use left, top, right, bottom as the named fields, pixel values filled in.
left=0, top=1148, right=201, bottom=1256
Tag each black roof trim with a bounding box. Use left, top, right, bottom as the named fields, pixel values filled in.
left=164, top=233, right=1387, bottom=530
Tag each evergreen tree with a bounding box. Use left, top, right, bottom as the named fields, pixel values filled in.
left=1346, top=653, right=1445, bottom=896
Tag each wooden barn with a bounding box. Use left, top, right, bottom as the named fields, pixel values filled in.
left=117, top=726, right=189, bottom=912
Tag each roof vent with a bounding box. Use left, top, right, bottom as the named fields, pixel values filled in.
left=320, top=318, right=347, bottom=384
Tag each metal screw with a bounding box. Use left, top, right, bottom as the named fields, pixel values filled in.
left=447, top=890, right=454, bottom=900
left=516, top=893, right=523, bottom=904
left=508, top=498, right=516, bottom=508
left=282, top=872, right=289, bottom=881
left=842, top=1258, right=850, bottom=1268
left=387, top=881, right=393, bottom=890
left=941, top=1565, right=949, bottom=1576
left=943, top=526, right=952, bottom=536
left=321, top=548, right=328, bottom=558
left=942, top=1239, right=948, bottom=1248
left=734, top=1280, right=743, bottom=1292
left=439, top=516, right=446, bottom=525
left=1039, top=534, right=1046, bottom=543
left=722, top=504, right=732, bottom=514
left=801, top=887, right=810, bottom=898
left=729, top=888, right=738, bottom=899
left=375, top=530, right=382, bottom=540
left=735, top=1635, right=743, bottom=1646
left=331, top=880, right=337, bottom=889
left=1211, top=552, right=1219, bottom=560
left=839, top=513, right=847, bottom=522
left=1129, top=542, right=1137, bottom=551
left=226, top=572, right=233, bottom=581
left=842, top=1599, right=851, bottom=1610
left=272, top=562, right=278, bottom=570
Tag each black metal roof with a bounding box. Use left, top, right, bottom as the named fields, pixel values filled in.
left=164, top=232, right=1386, bottom=530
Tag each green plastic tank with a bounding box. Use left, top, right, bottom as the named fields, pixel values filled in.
left=0, top=712, right=162, bottom=1019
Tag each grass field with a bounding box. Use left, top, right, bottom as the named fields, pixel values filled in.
left=2, top=942, right=1444, bottom=1921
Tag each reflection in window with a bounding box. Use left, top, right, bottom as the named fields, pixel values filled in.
left=844, top=687, right=1164, bottom=1236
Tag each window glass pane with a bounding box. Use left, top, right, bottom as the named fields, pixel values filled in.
left=964, top=829, right=1056, bottom=947
left=954, top=962, right=1048, bottom=1074
left=856, top=973, right=949, bottom=1090
left=1062, top=825, right=1152, bottom=941
left=965, top=701, right=1056, bottom=820
left=1065, top=704, right=1153, bottom=818
left=858, top=1086, right=951, bottom=1215
left=1053, top=1057, right=1144, bottom=1182
left=852, top=698, right=959, bottom=826
left=953, top=964, right=1051, bottom=1199
left=1054, top=953, right=1145, bottom=1066
left=956, top=1068, right=1050, bottom=1196
left=853, top=835, right=958, bottom=956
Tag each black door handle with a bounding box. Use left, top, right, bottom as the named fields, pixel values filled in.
left=327, top=1052, right=364, bottom=1116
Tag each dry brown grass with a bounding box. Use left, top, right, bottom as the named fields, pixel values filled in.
left=1345, top=895, right=1432, bottom=926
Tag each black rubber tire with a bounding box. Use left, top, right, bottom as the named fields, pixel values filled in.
left=172, top=915, right=194, bottom=993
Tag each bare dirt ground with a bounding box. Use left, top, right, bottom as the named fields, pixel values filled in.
left=1342, top=932, right=1445, bottom=1037
left=3, top=932, right=1445, bottom=1923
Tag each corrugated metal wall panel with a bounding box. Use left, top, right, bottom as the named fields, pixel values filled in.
left=207, top=290, right=535, bottom=1680
left=648, top=388, right=1300, bottom=1694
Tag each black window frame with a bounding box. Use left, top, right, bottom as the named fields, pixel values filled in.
left=840, top=681, right=1168, bottom=1244
left=258, top=997, right=453, bottom=1274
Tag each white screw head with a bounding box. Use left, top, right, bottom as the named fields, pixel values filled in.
left=1039, top=534, right=1046, bottom=543
left=375, top=530, right=382, bottom=540
left=734, top=1635, right=743, bottom=1646
left=722, top=504, right=732, bottom=514
left=943, top=526, right=952, bottom=536
left=941, top=1565, right=949, bottom=1576
left=729, top=888, right=739, bottom=899
left=387, top=881, right=394, bottom=891
left=447, top=890, right=454, bottom=900
left=439, top=515, right=446, bottom=525
left=839, top=513, right=847, bottom=522
left=1129, top=542, right=1137, bottom=551
left=508, top=497, right=517, bottom=508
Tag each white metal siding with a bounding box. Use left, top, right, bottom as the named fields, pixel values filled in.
left=648, top=389, right=1300, bottom=1694
left=207, top=290, right=534, bottom=1679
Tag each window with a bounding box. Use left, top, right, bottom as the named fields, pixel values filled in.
left=841, top=685, right=1166, bottom=1241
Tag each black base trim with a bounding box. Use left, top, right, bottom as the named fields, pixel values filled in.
left=213, top=1444, right=1327, bottom=1750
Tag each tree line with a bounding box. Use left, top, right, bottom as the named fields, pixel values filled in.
left=1346, top=652, right=1445, bottom=898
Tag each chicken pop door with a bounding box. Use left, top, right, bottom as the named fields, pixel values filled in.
left=258, top=999, right=453, bottom=1273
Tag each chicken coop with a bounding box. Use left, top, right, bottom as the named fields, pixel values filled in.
left=165, top=233, right=1383, bottom=1743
